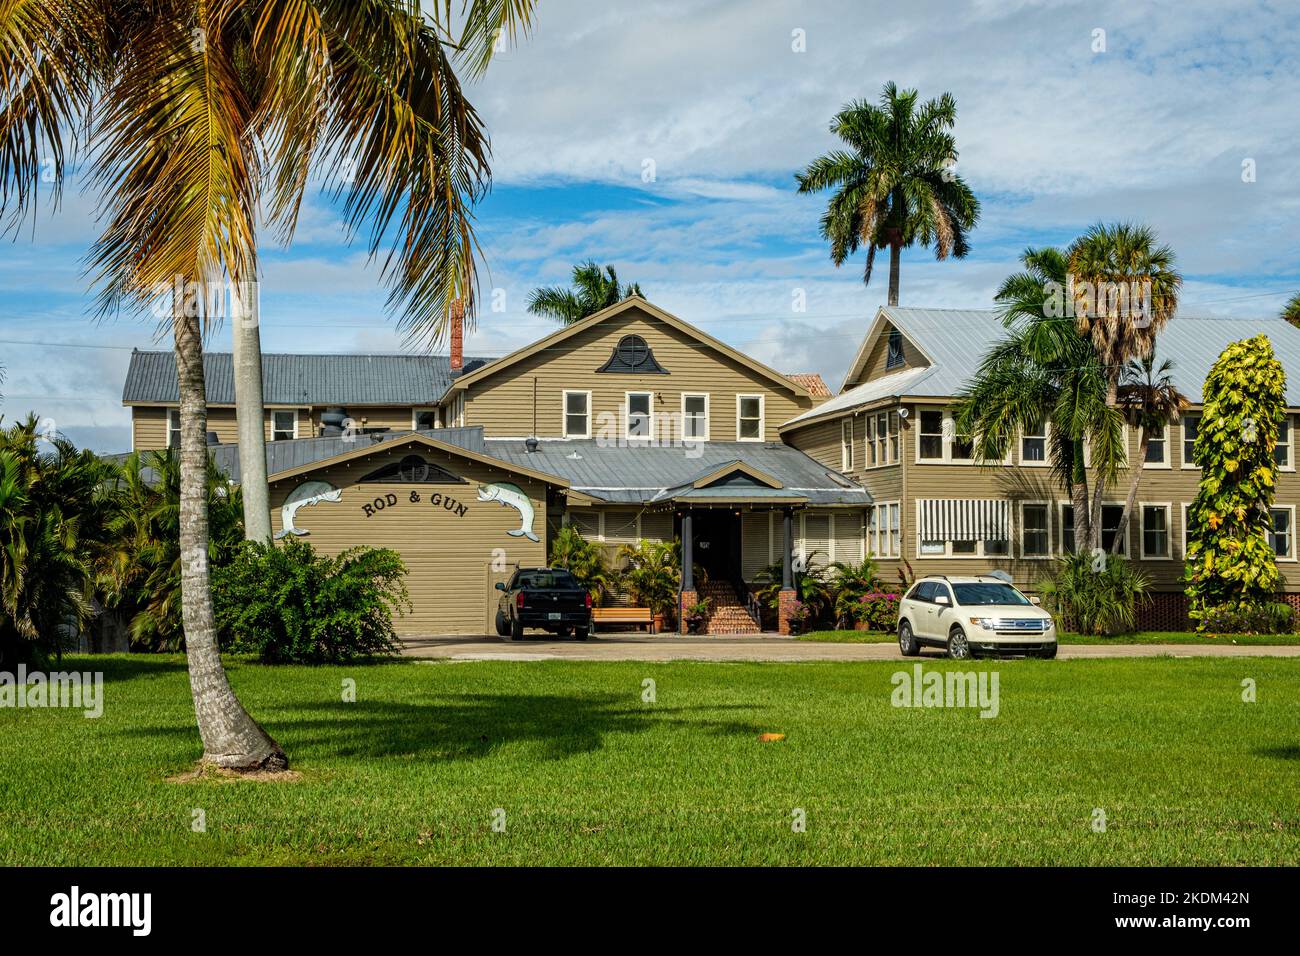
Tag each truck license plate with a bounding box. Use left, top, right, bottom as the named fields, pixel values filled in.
left=548, top=612, right=561, bottom=621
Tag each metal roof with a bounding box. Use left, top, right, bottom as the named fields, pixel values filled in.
left=202, top=427, right=486, bottom=482
left=480, top=438, right=872, bottom=506
left=784, top=307, right=1300, bottom=428
left=122, top=350, right=492, bottom=406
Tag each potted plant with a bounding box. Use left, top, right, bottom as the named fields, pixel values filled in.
left=617, top=540, right=681, bottom=631
left=684, top=597, right=711, bottom=634
left=787, top=600, right=810, bottom=635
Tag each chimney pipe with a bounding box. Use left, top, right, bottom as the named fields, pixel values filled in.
left=449, top=298, right=464, bottom=374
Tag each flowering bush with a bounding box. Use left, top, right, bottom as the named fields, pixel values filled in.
left=1198, top=601, right=1295, bottom=636
left=857, top=591, right=900, bottom=632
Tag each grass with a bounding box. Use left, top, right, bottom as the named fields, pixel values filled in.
left=2, top=654, right=1298, bottom=866
left=799, top=629, right=1300, bottom=645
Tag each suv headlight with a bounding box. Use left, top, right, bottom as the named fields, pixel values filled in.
left=969, top=617, right=997, bottom=630
left=1044, top=618, right=1056, bottom=631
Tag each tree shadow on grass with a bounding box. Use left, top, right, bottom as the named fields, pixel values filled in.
left=119, top=694, right=765, bottom=763
left=1253, top=745, right=1300, bottom=761
left=68, top=655, right=188, bottom=684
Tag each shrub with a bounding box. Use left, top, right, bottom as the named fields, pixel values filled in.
left=615, top=539, right=681, bottom=618
left=213, top=539, right=409, bottom=664
left=754, top=551, right=833, bottom=623
left=1038, top=551, right=1150, bottom=636
left=549, top=523, right=613, bottom=605
left=829, top=557, right=881, bottom=627
left=1184, top=335, right=1287, bottom=629
left=856, top=590, right=900, bottom=632
left=1198, top=601, right=1296, bottom=636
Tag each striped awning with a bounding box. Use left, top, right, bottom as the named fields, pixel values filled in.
left=918, top=498, right=1009, bottom=542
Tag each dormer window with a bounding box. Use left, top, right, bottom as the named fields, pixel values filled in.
left=886, top=328, right=905, bottom=369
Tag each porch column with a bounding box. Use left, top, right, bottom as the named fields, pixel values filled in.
left=679, top=510, right=696, bottom=635
left=779, top=507, right=797, bottom=635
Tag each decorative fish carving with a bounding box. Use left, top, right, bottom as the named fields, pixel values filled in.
left=477, top=482, right=538, bottom=542
left=275, top=480, right=342, bottom=539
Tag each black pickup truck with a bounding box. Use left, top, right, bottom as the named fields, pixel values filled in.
left=494, top=567, right=592, bottom=641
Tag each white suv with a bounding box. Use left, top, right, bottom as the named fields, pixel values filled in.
left=897, top=575, right=1057, bottom=659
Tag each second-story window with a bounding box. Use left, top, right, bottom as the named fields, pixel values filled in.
left=271, top=410, right=296, bottom=441
left=886, top=328, right=905, bottom=369
left=841, top=418, right=854, bottom=470
left=1143, top=424, right=1167, bottom=465
left=919, top=410, right=944, bottom=460
left=682, top=394, right=708, bottom=440
left=167, top=408, right=181, bottom=448
left=564, top=391, right=591, bottom=438
left=627, top=392, right=653, bottom=439
left=737, top=395, right=763, bottom=440
left=1276, top=415, right=1292, bottom=468
left=1022, top=419, right=1047, bottom=463
left=1182, top=415, right=1199, bottom=468
left=872, top=410, right=891, bottom=465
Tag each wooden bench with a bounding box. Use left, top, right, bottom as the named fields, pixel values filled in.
left=592, top=607, right=656, bottom=634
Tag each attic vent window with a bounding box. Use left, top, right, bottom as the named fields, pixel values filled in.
left=886, top=328, right=905, bottom=369
left=359, top=454, right=464, bottom=484
left=597, top=334, right=668, bottom=374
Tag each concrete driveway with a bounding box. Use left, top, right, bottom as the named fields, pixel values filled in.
left=401, top=634, right=1300, bottom=662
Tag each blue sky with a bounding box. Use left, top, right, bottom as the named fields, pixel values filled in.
left=3, top=0, right=1300, bottom=451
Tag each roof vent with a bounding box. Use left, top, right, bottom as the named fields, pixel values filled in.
left=525, top=436, right=539, bottom=454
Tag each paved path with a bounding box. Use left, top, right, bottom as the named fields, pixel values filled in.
left=401, top=635, right=1300, bottom=662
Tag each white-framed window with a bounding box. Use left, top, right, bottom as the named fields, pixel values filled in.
left=1142, top=424, right=1169, bottom=467
left=681, top=393, right=709, bottom=440
left=1275, top=414, right=1293, bottom=470
left=867, top=501, right=900, bottom=558
left=737, top=394, right=764, bottom=441
left=918, top=409, right=944, bottom=460
left=1020, top=502, right=1052, bottom=558
left=1021, top=418, right=1048, bottom=465
left=167, top=408, right=181, bottom=448
left=271, top=410, right=297, bottom=441
left=1181, top=415, right=1199, bottom=469
left=841, top=417, right=855, bottom=471
left=563, top=390, right=591, bottom=438
left=874, top=411, right=889, bottom=464
left=1139, top=503, right=1171, bottom=559
left=1059, top=502, right=1129, bottom=556
left=1270, top=505, right=1296, bottom=560
left=917, top=500, right=1010, bottom=558
left=865, top=415, right=877, bottom=467
left=412, top=407, right=438, bottom=430
left=626, top=392, right=653, bottom=439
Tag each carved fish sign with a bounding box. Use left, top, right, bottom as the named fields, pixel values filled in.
left=477, top=482, right=538, bottom=542
left=275, top=480, right=342, bottom=539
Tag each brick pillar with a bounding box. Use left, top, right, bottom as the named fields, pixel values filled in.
left=679, top=589, right=697, bottom=635
left=778, top=588, right=798, bottom=635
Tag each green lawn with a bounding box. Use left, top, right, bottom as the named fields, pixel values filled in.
left=2, top=655, right=1298, bottom=865
left=799, top=629, right=1300, bottom=645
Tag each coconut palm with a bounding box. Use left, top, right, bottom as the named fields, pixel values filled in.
left=1282, top=292, right=1300, bottom=329
left=0, top=0, right=535, bottom=770
left=795, top=82, right=980, bottom=306
left=1112, top=356, right=1188, bottom=553
left=528, top=261, right=644, bottom=325
left=954, top=247, right=1127, bottom=554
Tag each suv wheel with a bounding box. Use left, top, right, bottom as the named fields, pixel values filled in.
left=898, top=620, right=920, bottom=657
left=947, top=626, right=971, bottom=660
left=1041, top=642, right=1058, bottom=660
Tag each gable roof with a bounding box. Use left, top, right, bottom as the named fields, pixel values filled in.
left=447, top=295, right=812, bottom=398
left=784, top=306, right=1300, bottom=431
left=122, top=350, right=492, bottom=406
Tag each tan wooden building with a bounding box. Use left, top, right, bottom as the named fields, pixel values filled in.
left=123, top=297, right=1300, bottom=635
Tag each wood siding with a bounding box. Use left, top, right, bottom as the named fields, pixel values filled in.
left=460, top=305, right=816, bottom=441
left=133, top=404, right=427, bottom=451
left=268, top=441, right=549, bottom=636
left=846, top=321, right=929, bottom=388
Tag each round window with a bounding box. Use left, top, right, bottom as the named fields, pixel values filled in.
left=615, top=335, right=650, bottom=369
left=398, top=455, right=429, bottom=483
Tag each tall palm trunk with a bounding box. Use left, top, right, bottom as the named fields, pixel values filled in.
left=231, top=279, right=272, bottom=543
left=1111, top=427, right=1149, bottom=555
left=887, top=242, right=901, bottom=306
left=174, top=293, right=287, bottom=770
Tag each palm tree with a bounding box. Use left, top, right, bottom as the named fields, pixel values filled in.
left=1112, top=356, right=1188, bottom=554
left=1282, top=292, right=1300, bottom=329
left=795, top=82, right=980, bottom=306
left=528, top=261, right=644, bottom=324
left=954, top=248, right=1127, bottom=555
left=0, top=0, right=535, bottom=770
